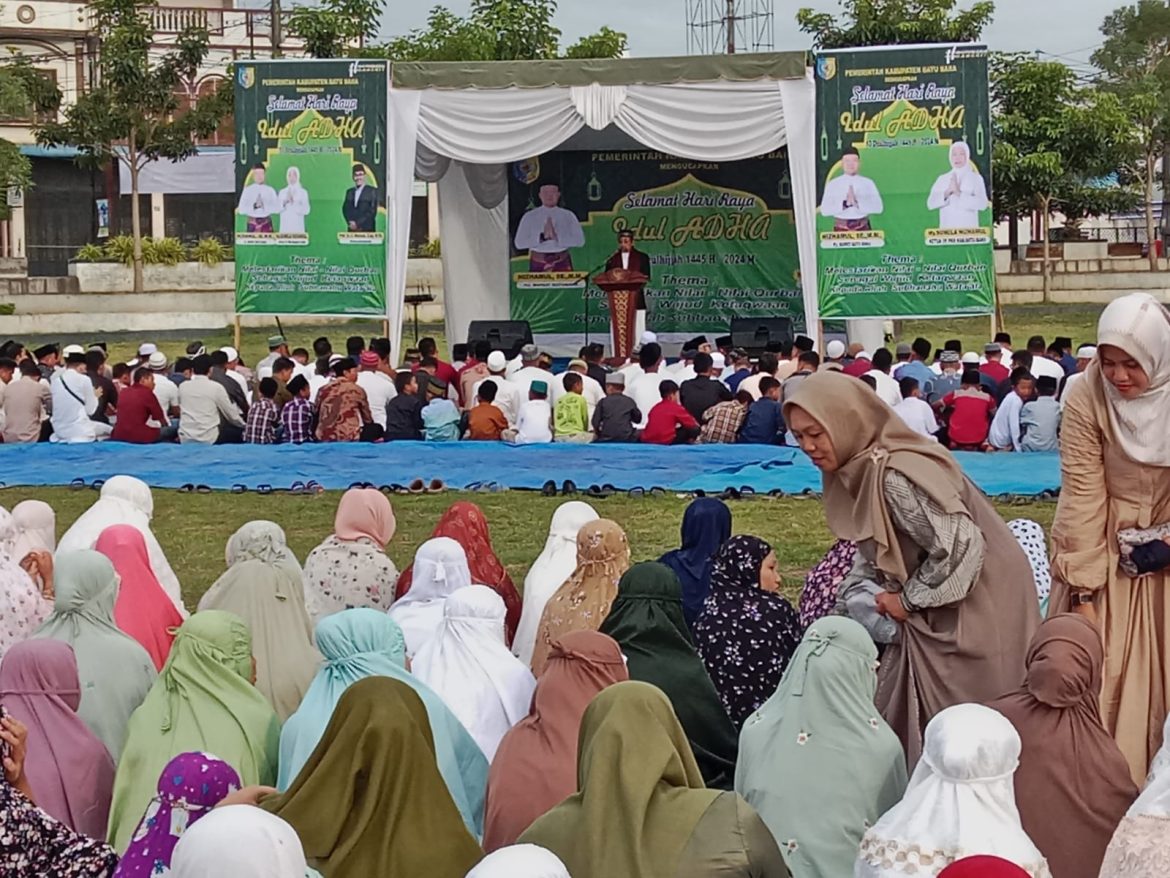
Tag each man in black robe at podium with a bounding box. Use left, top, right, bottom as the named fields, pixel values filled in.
left=604, top=229, right=652, bottom=347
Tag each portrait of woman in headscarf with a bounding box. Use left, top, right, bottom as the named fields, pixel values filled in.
left=925, top=141, right=989, bottom=230
left=278, top=166, right=310, bottom=235
left=1050, top=292, right=1170, bottom=784
left=784, top=371, right=1040, bottom=764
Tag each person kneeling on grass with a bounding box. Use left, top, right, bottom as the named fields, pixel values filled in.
left=422, top=376, right=462, bottom=442
left=593, top=371, right=641, bottom=443
left=467, top=380, right=509, bottom=441
left=506, top=380, right=553, bottom=445
left=554, top=373, right=593, bottom=443
left=641, top=380, right=700, bottom=445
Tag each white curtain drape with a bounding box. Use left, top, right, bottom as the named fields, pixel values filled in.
left=437, top=163, right=511, bottom=348
left=386, top=74, right=820, bottom=358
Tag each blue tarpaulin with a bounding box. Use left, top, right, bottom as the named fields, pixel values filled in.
left=0, top=443, right=1061, bottom=497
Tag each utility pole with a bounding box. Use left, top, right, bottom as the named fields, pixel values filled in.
left=271, top=0, right=282, bottom=57
left=726, top=0, right=736, bottom=54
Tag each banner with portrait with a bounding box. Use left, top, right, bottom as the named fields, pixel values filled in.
left=506, top=149, right=804, bottom=337
left=813, top=45, right=994, bottom=319
left=234, top=59, right=389, bottom=316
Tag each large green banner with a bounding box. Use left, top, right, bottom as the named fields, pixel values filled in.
left=814, top=45, right=993, bottom=319
left=506, top=150, right=804, bottom=337
left=234, top=60, right=388, bottom=316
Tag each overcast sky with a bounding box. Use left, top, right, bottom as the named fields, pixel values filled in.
left=383, top=0, right=1106, bottom=70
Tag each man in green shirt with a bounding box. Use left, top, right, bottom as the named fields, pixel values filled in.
left=553, top=372, right=593, bottom=443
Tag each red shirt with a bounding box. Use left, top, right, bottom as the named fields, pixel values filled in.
left=980, top=361, right=1009, bottom=385
left=434, top=359, right=459, bottom=388
left=842, top=358, right=872, bottom=378
left=943, top=389, right=996, bottom=446
left=111, top=384, right=167, bottom=444
left=640, top=399, right=699, bottom=445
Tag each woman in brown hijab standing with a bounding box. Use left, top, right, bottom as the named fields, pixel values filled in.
left=784, top=372, right=1039, bottom=763
left=1050, top=293, right=1170, bottom=784
left=988, top=614, right=1136, bottom=878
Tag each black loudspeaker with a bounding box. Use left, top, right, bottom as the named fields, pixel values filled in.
left=730, top=317, right=793, bottom=353
left=466, top=320, right=533, bottom=354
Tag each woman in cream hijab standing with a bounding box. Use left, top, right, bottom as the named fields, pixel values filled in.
left=278, top=166, right=310, bottom=235
left=1051, top=292, right=1170, bottom=784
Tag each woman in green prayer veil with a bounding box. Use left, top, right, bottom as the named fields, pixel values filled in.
left=598, top=561, right=739, bottom=789
left=106, top=610, right=281, bottom=851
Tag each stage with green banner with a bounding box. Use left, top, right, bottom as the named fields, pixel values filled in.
left=506, top=149, right=804, bottom=338
left=234, top=59, right=389, bottom=316
left=814, top=45, right=994, bottom=320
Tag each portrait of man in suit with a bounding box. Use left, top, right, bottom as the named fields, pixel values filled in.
left=342, top=164, right=379, bottom=232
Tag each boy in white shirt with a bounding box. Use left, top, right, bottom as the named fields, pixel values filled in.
left=892, top=376, right=938, bottom=441
left=508, top=379, right=553, bottom=445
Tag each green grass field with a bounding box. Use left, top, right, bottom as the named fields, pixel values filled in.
left=0, top=487, right=1057, bottom=609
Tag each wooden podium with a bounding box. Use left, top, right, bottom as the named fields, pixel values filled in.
left=594, top=269, right=649, bottom=361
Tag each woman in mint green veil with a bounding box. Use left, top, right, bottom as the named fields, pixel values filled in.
left=735, top=616, right=908, bottom=878
left=277, top=608, right=488, bottom=838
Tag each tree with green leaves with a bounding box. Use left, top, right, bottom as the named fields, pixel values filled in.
left=36, top=0, right=231, bottom=292
left=295, top=0, right=627, bottom=62
left=796, top=0, right=994, bottom=48
left=991, top=53, right=1139, bottom=298
left=0, top=61, right=60, bottom=219
left=288, top=0, right=385, bottom=59
left=1092, top=0, right=1170, bottom=269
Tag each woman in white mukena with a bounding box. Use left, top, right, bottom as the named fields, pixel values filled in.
left=278, top=166, right=311, bottom=234
left=926, top=142, right=989, bottom=229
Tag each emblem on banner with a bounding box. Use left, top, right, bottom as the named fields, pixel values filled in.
left=237, top=66, right=255, bottom=89
left=815, top=56, right=837, bottom=81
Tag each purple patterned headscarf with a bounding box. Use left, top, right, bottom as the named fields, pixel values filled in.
left=113, top=752, right=240, bottom=876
